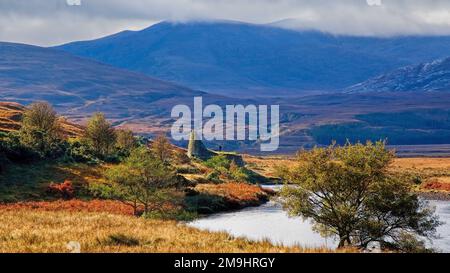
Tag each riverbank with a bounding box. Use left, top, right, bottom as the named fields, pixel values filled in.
left=0, top=209, right=352, bottom=253
left=189, top=195, right=450, bottom=253
left=186, top=183, right=275, bottom=214
left=419, top=192, right=450, bottom=201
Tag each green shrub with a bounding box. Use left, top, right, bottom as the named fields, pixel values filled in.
left=65, top=138, right=99, bottom=164
left=84, top=113, right=116, bottom=157
left=115, top=129, right=138, bottom=153
left=204, top=155, right=231, bottom=170
left=0, top=132, right=40, bottom=163
left=205, top=170, right=222, bottom=184
left=381, top=232, right=435, bottom=253
left=204, top=155, right=250, bottom=183
left=229, top=161, right=250, bottom=182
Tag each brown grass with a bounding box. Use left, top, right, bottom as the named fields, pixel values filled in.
left=0, top=101, right=83, bottom=137
left=243, top=155, right=296, bottom=177
left=421, top=177, right=450, bottom=192
left=390, top=158, right=450, bottom=193
left=0, top=102, right=23, bottom=132
left=245, top=155, right=450, bottom=194
left=195, top=183, right=271, bottom=205
left=0, top=210, right=348, bottom=253
left=390, top=158, right=450, bottom=171
left=245, top=155, right=450, bottom=177
left=0, top=200, right=136, bottom=216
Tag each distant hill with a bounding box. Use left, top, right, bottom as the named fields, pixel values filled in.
left=57, top=21, right=450, bottom=95
left=0, top=102, right=83, bottom=137
left=346, top=57, right=450, bottom=93
left=0, top=42, right=208, bottom=123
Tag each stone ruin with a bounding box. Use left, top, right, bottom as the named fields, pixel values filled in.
left=187, top=131, right=245, bottom=167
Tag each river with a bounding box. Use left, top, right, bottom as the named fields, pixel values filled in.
left=188, top=187, right=450, bottom=252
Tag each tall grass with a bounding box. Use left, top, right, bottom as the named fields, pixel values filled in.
left=0, top=210, right=347, bottom=253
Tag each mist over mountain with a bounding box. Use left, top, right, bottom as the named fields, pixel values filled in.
left=57, top=21, right=450, bottom=95
left=346, top=57, right=450, bottom=93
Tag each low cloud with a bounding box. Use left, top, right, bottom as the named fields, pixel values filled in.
left=1, top=0, right=450, bottom=46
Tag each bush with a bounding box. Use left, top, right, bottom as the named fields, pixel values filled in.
left=65, top=138, right=99, bottom=164
left=204, top=155, right=231, bottom=170
left=151, top=134, right=173, bottom=163
left=0, top=132, right=41, bottom=163
left=205, top=170, right=222, bottom=184
left=381, top=232, right=435, bottom=253
left=47, top=180, right=75, bottom=200
left=19, top=102, right=63, bottom=158
left=115, top=129, right=137, bottom=153
left=229, top=161, right=250, bottom=182
left=204, top=155, right=250, bottom=183
left=84, top=113, right=116, bottom=158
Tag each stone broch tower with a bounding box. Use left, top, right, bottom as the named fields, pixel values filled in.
left=187, top=131, right=215, bottom=160
left=187, top=131, right=245, bottom=167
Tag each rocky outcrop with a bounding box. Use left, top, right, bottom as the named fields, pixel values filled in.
left=346, top=57, right=450, bottom=93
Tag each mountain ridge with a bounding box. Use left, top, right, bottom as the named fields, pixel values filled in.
left=346, top=57, right=450, bottom=93
left=0, top=41, right=206, bottom=122
left=56, top=21, right=450, bottom=95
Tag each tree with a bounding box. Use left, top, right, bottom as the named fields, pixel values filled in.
left=280, top=141, right=440, bottom=251
left=19, top=101, right=62, bottom=157
left=102, top=147, right=176, bottom=215
left=151, top=134, right=173, bottom=163
left=115, top=129, right=137, bottom=152
left=84, top=113, right=116, bottom=157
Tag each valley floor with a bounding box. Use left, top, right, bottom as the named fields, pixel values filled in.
left=1, top=155, right=448, bottom=253
left=244, top=155, right=450, bottom=198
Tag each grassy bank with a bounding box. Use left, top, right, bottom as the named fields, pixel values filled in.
left=0, top=156, right=273, bottom=216
left=186, top=183, right=274, bottom=214
left=391, top=158, right=450, bottom=198
left=0, top=209, right=346, bottom=253
left=0, top=161, right=107, bottom=203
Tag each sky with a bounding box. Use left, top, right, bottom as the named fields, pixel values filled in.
left=1, top=0, right=450, bottom=46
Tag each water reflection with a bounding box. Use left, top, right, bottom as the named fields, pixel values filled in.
left=189, top=186, right=450, bottom=252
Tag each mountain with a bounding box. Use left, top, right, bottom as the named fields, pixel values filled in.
left=346, top=57, right=450, bottom=93
left=1, top=41, right=449, bottom=152
left=57, top=21, right=450, bottom=95
left=0, top=42, right=207, bottom=123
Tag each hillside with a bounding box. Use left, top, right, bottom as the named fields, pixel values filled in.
left=57, top=21, right=450, bottom=95
left=347, top=57, right=450, bottom=93
left=0, top=42, right=209, bottom=126
left=0, top=102, right=83, bottom=137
